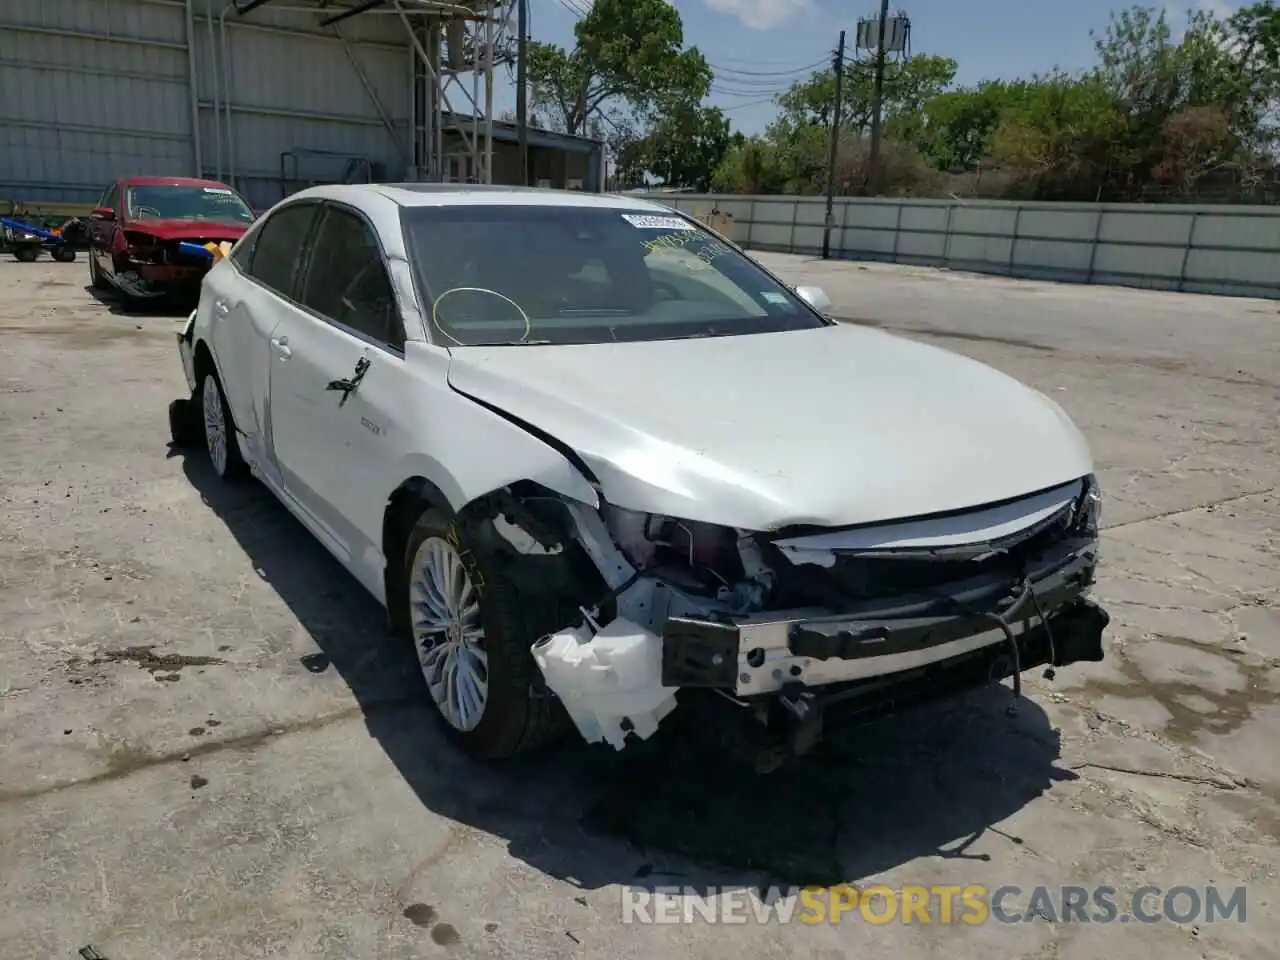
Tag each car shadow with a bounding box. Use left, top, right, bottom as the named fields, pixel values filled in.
left=174, top=445, right=1077, bottom=893
left=85, top=284, right=192, bottom=318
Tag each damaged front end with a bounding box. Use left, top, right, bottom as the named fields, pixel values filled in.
left=493, top=476, right=1108, bottom=770
left=113, top=232, right=224, bottom=298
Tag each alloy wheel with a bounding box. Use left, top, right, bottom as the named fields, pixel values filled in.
left=202, top=375, right=228, bottom=477
left=408, top=536, right=490, bottom=731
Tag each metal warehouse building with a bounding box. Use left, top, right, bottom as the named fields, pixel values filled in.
left=0, top=0, right=606, bottom=209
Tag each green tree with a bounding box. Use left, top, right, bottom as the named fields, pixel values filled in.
left=1080, top=4, right=1273, bottom=198
left=975, top=5, right=1280, bottom=200
left=985, top=73, right=1120, bottom=198
left=622, top=105, right=736, bottom=190
left=527, top=0, right=711, bottom=137
left=710, top=137, right=789, bottom=194
left=708, top=3, right=1280, bottom=201
left=902, top=81, right=1019, bottom=171
left=1228, top=0, right=1280, bottom=71
left=773, top=54, right=957, bottom=133
left=729, top=53, right=957, bottom=194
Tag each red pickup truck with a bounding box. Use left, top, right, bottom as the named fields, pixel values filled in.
left=87, top=176, right=256, bottom=304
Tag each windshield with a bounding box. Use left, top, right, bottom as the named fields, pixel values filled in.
left=401, top=205, right=827, bottom=345
left=126, top=184, right=255, bottom=224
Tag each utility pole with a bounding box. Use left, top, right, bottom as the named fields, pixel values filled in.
left=865, top=0, right=891, bottom=196
left=516, top=0, right=530, bottom=185
left=821, top=28, right=846, bottom=261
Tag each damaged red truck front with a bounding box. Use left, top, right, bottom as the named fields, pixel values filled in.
left=87, top=177, right=256, bottom=305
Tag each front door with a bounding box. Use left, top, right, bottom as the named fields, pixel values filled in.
left=89, top=182, right=120, bottom=280
left=267, top=202, right=409, bottom=579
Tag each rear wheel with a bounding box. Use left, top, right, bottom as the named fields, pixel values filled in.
left=51, top=246, right=76, bottom=263
left=199, top=371, right=248, bottom=481
left=401, top=508, right=568, bottom=758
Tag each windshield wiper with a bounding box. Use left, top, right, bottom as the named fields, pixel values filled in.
left=463, top=339, right=553, bottom=346
left=657, top=331, right=719, bottom=340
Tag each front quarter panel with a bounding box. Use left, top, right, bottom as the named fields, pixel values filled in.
left=389, top=343, right=599, bottom=512
left=179, top=309, right=198, bottom=392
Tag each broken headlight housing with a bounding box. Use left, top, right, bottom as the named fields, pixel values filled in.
left=599, top=504, right=774, bottom=611
left=1073, top=473, right=1102, bottom=537
left=602, top=504, right=740, bottom=583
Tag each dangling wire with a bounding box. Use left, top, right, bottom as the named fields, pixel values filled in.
left=430, top=286, right=533, bottom=345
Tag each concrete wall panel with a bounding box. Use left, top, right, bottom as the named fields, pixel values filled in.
left=641, top=193, right=1280, bottom=299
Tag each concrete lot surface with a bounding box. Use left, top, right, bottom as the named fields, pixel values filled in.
left=1, top=253, right=1277, bottom=959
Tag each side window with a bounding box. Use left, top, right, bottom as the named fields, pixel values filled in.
left=101, top=183, right=119, bottom=211
left=248, top=203, right=319, bottom=297
left=299, top=207, right=403, bottom=350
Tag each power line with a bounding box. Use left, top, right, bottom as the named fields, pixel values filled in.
left=711, top=52, right=824, bottom=66
left=708, top=58, right=827, bottom=77
left=555, top=0, right=587, bottom=19
left=710, top=72, right=814, bottom=89
left=711, top=85, right=792, bottom=98
left=719, top=96, right=780, bottom=111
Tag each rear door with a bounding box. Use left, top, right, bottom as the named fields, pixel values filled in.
left=268, top=201, right=408, bottom=566
left=208, top=200, right=321, bottom=472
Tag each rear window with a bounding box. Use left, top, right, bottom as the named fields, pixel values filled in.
left=126, top=184, right=255, bottom=225
left=401, top=205, right=825, bottom=346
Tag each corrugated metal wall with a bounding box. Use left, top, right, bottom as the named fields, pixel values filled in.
left=0, top=0, right=412, bottom=208
left=644, top=193, right=1280, bottom=299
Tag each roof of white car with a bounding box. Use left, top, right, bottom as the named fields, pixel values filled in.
left=294, top=182, right=673, bottom=211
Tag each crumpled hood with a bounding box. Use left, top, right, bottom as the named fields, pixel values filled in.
left=122, top=218, right=249, bottom=242
left=446, top=324, right=1093, bottom=531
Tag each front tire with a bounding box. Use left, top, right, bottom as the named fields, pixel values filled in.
left=402, top=508, right=567, bottom=759
left=199, top=371, right=248, bottom=481
left=13, top=245, right=38, bottom=263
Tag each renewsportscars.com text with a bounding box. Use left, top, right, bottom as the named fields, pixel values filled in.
left=620, top=884, right=1248, bottom=925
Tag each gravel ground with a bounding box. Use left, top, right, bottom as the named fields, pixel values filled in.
left=1, top=252, right=1277, bottom=959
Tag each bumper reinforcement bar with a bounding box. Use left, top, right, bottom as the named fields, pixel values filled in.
left=661, top=543, right=1098, bottom=690
left=684, top=598, right=1109, bottom=773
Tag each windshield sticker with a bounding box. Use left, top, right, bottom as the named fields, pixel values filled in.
left=762, top=291, right=788, bottom=304
left=643, top=232, right=695, bottom=253
left=642, top=232, right=732, bottom=272
left=203, top=187, right=234, bottom=195
left=622, top=214, right=696, bottom=230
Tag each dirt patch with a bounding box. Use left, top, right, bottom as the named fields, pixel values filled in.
left=403, top=903, right=437, bottom=928
left=1079, top=634, right=1279, bottom=743
left=430, top=923, right=461, bottom=945
left=87, top=645, right=226, bottom=674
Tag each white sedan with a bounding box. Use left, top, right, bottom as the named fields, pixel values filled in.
left=172, top=183, right=1108, bottom=769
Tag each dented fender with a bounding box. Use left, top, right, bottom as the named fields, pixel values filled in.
left=387, top=344, right=599, bottom=516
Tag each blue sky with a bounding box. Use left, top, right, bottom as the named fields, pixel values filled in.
left=523, top=0, right=1238, bottom=134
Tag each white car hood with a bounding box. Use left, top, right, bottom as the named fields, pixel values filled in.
left=445, top=324, right=1093, bottom=532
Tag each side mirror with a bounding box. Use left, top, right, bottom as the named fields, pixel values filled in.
left=91, top=206, right=115, bottom=221
left=794, top=285, right=832, bottom=313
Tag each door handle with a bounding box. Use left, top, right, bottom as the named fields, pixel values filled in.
left=213, top=300, right=230, bottom=316
left=270, top=336, right=291, bottom=358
